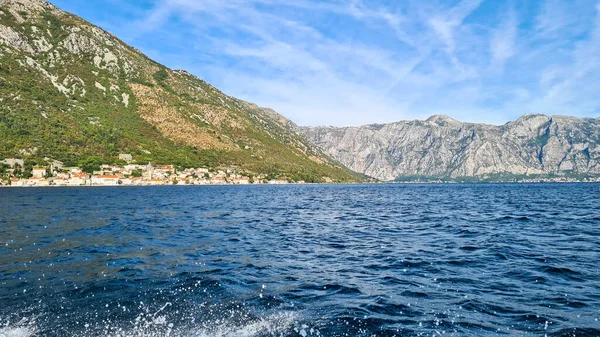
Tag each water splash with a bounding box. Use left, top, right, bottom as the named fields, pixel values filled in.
left=71, top=311, right=301, bottom=337
left=193, top=312, right=300, bottom=337
left=0, top=327, right=35, bottom=337
left=0, top=319, right=36, bottom=337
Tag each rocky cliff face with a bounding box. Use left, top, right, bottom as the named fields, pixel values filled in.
left=300, top=115, right=600, bottom=181
left=0, top=0, right=358, bottom=182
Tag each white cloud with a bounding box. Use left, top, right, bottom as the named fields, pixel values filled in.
left=536, top=0, right=568, bottom=37
left=526, top=2, right=600, bottom=116
left=428, top=0, right=484, bottom=54
left=115, top=0, right=600, bottom=126
left=490, top=8, right=518, bottom=71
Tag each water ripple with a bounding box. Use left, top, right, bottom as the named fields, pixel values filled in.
left=0, top=184, right=599, bottom=336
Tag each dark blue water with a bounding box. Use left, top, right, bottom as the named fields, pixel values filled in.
left=0, top=184, right=599, bottom=337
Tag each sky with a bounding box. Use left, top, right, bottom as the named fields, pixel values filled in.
left=52, top=0, right=600, bottom=126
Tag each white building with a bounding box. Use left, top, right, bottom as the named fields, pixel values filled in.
left=32, top=167, right=47, bottom=178
left=68, top=174, right=89, bottom=186
left=91, top=175, right=119, bottom=186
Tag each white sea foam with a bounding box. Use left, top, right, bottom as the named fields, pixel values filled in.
left=0, top=317, right=37, bottom=337
left=86, top=311, right=304, bottom=337
left=1, top=304, right=306, bottom=337
left=192, top=312, right=299, bottom=337
left=0, top=326, right=35, bottom=337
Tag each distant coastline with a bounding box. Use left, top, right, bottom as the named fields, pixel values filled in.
left=0, top=159, right=309, bottom=188
left=2, top=179, right=599, bottom=188
left=390, top=176, right=600, bottom=184
left=3, top=158, right=599, bottom=188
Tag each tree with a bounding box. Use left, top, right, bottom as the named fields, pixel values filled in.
left=22, top=160, right=34, bottom=179
left=78, top=156, right=102, bottom=173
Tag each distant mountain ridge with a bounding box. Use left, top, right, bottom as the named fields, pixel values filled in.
left=0, top=0, right=359, bottom=182
left=300, top=114, right=600, bottom=181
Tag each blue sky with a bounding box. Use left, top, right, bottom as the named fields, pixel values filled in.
left=52, top=0, right=600, bottom=126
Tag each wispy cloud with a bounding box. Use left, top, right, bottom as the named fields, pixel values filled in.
left=525, top=2, right=600, bottom=116
left=490, top=7, right=517, bottom=71
left=53, top=0, right=600, bottom=126
left=428, top=0, right=483, bottom=55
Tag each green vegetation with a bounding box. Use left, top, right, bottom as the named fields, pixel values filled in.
left=153, top=68, right=170, bottom=89
left=78, top=156, right=102, bottom=173
left=0, top=164, right=8, bottom=177
left=129, top=78, right=154, bottom=87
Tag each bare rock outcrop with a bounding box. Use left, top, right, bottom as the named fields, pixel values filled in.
left=300, top=115, right=600, bottom=181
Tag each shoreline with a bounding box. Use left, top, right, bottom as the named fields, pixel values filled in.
left=3, top=160, right=599, bottom=188
left=1, top=180, right=599, bottom=188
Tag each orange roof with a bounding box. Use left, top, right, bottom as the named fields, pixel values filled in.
left=102, top=175, right=119, bottom=179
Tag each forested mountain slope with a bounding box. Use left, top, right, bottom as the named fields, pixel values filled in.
left=0, top=0, right=359, bottom=182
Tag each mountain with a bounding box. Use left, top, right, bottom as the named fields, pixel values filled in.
left=0, top=0, right=360, bottom=183
left=300, top=114, right=600, bottom=181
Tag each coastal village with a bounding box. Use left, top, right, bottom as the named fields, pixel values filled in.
left=1, top=155, right=599, bottom=187
left=0, top=155, right=299, bottom=187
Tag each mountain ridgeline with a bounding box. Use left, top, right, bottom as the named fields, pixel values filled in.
left=300, top=115, right=600, bottom=181
left=0, top=0, right=359, bottom=182
left=2, top=0, right=600, bottom=184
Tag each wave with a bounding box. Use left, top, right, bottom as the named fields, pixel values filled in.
left=0, top=327, right=35, bottom=337
left=190, top=312, right=300, bottom=337
left=1, top=311, right=304, bottom=337
left=0, top=329, right=32, bottom=337
left=0, top=321, right=36, bottom=337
